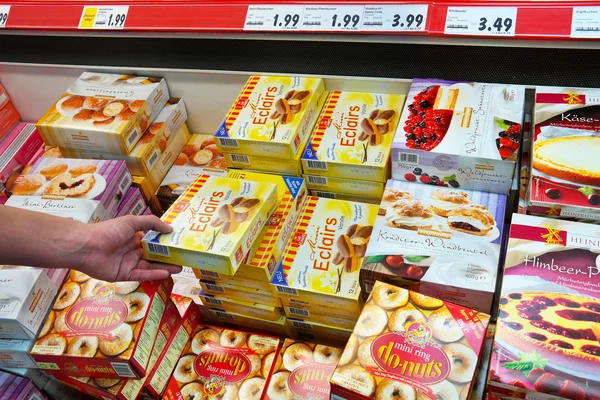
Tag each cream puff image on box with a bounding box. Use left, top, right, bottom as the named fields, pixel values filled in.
left=446, top=205, right=495, bottom=236
left=379, top=187, right=414, bottom=216
left=385, top=199, right=435, bottom=231
left=430, top=189, right=471, bottom=218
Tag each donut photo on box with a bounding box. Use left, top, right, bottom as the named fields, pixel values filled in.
left=30, top=271, right=172, bottom=379
left=163, top=325, right=282, bottom=400
left=330, top=281, right=490, bottom=400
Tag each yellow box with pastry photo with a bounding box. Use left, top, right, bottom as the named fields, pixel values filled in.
left=264, top=338, right=343, bottom=400
left=271, top=196, right=378, bottom=311
left=198, top=291, right=282, bottom=321
left=360, top=180, right=507, bottom=313
left=199, top=280, right=280, bottom=308
left=59, top=98, right=187, bottom=177
left=37, top=73, right=169, bottom=155
left=143, top=175, right=278, bottom=276
left=30, top=272, right=172, bottom=379
left=215, top=75, right=325, bottom=159
left=279, top=295, right=361, bottom=319
left=283, top=305, right=357, bottom=330
left=303, top=174, right=385, bottom=199
left=207, top=310, right=289, bottom=337
left=287, top=318, right=353, bottom=346
left=302, top=91, right=405, bottom=182
left=330, top=281, right=490, bottom=400
left=162, top=325, right=283, bottom=400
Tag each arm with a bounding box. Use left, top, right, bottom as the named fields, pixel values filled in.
left=0, top=205, right=182, bottom=281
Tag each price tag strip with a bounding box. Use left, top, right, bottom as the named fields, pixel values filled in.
left=571, top=7, right=600, bottom=38
left=362, top=5, right=427, bottom=32
left=444, top=7, right=517, bottom=36
left=0, top=5, right=10, bottom=28
left=79, top=5, right=129, bottom=30
left=244, top=5, right=304, bottom=30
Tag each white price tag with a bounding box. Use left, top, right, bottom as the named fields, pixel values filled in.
left=362, top=5, right=428, bottom=32
left=571, top=7, right=600, bottom=38
left=244, top=5, right=304, bottom=31
left=0, top=5, right=10, bottom=28
left=79, top=6, right=129, bottom=29
left=445, top=7, right=517, bottom=36
left=301, top=5, right=364, bottom=31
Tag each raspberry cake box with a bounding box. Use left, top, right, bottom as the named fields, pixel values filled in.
left=392, top=79, right=525, bottom=194
left=489, top=214, right=600, bottom=400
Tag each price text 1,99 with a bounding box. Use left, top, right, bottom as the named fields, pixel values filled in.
left=273, top=13, right=300, bottom=27
left=331, top=14, right=360, bottom=28
left=108, top=13, right=126, bottom=27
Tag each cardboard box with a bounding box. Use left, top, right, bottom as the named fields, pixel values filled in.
left=0, top=82, right=21, bottom=141
left=199, top=281, right=279, bottom=307
left=0, top=370, right=47, bottom=400
left=282, top=305, right=356, bottom=330
left=198, top=291, right=281, bottom=321
left=392, top=79, right=525, bottom=194
left=286, top=318, right=353, bottom=345
left=162, top=325, right=282, bottom=400
left=207, top=310, right=289, bottom=337
left=488, top=214, right=600, bottom=400
left=0, top=339, right=37, bottom=369
left=302, top=91, right=405, bottom=182
left=330, top=281, right=490, bottom=400
left=30, top=274, right=172, bottom=379
left=360, top=180, right=507, bottom=313
left=271, top=196, right=378, bottom=313
left=264, top=338, right=342, bottom=400
left=59, top=98, right=187, bottom=177
left=223, top=151, right=303, bottom=176
left=303, top=174, right=384, bottom=199
left=309, top=189, right=381, bottom=204
left=143, top=175, right=278, bottom=275
left=215, top=75, right=325, bottom=159
left=6, top=158, right=132, bottom=223
left=115, top=187, right=146, bottom=217
left=37, top=73, right=169, bottom=155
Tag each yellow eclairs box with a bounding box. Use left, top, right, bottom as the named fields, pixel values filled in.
left=37, top=72, right=169, bottom=155
left=215, top=76, right=325, bottom=159
left=271, top=196, right=378, bottom=310
left=302, top=91, right=405, bottom=182
left=142, top=175, right=278, bottom=275
left=303, top=174, right=385, bottom=200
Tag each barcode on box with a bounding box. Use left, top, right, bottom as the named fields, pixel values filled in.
left=306, top=160, right=328, bottom=170
left=111, top=362, right=136, bottom=378
left=216, top=311, right=233, bottom=320
left=307, top=175, right=328, bottom=186
left=131, top=200, right=144, bottom=216
left=289, top=307, right=310, bottom=317
left=399, top=152, right=419, bottom=164
left=203, top=296, right=223, bottom=306
left=147, top=243, right=170, bottom=256
left=291, top=320, right=312, bottom=330
left=289, top=298, right=309, bottom=306
left=205, top=284, right=225, bottom=293
left=218, top=138, right=239, bottom=148
left=231, top=154, right=250, bottom=164
left=120, top=174, right=132, bottom=192
left=313, top=191, right=336, bottom=199
left=127, top=128, right=140, bottom=147
left=200, top=269, right=221, bottom=279
left=275, top=286, right=299, bottom=296
left=148, top=150, right=159, bottom=169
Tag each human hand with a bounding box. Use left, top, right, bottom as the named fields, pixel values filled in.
left=75, top=215, right=182, bottom=282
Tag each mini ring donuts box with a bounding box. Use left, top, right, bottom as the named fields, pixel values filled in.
left=392, top=79, right=525, bottom=194
left=530, top=87, right=600, bottom=221
left=360, top=180, right=507, bottom=314
left=264, top=338, right=343, bottom=400
left=5, top=158, right=132, bottom=223
left=37, top=72, right=169, bottom=155
left=30, top=272, right=173, bottom=379
left=162, top=325, right=282, bottom=400
left=488, top=214, right=600, bottom=400
left=330, top=281, right=490, bottom=400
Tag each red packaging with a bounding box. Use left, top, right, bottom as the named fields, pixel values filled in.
left=0, top=82, right=20, bottom=141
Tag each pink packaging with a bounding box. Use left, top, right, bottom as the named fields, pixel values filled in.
left=141, top=206, right=152, bottom=215
left=0, top=83, right=21, bottom=141
left=115, top=187, right=146, bottom=217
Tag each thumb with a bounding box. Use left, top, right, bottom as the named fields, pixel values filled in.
left=123, top=215, right=173, bottom=234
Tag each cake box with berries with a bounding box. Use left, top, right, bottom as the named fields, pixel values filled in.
left=360, top=180, right=507, bottom=314
left=489, top=214, right=600, bottom=400
left=530, top=87, right=600, bottom=221
left=392, top=79, right=525, bottom=194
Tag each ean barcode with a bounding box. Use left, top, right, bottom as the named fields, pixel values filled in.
left=200, top=269, right=221, bottom=279
left=231, top=154, right=250, bottom=164
left=289, top=307, right=310, bottom=317
left=203, top=296, right=223, bottom=306
left=147, top=243, right=170, bottom=256
left=313, top=191, right=336, bottom=199
left=306, top=160, right=328, bottom=171
left=120, top=174, right=132, bottom=192
left=111, top=362, right=136, bottom=378
left=131, top=201, right=144, bottom=216
left=127, top=128, right=140, bottom=147
left=447, top=24, right=468, bottom=29
left=307, top=175, right=328, bottom=186
left=218, top=138, right=239, bottom=148
left=399, top=152, right=419, bottom=164
left=275, top=286, right=299, bottom=296
left=215, top=311, right=233, bottom=320
left=148, top=150, right=159, bottom=169
left=291, top=320, right=312, bottom=330
left=205, top=284, right=225, bottom=293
